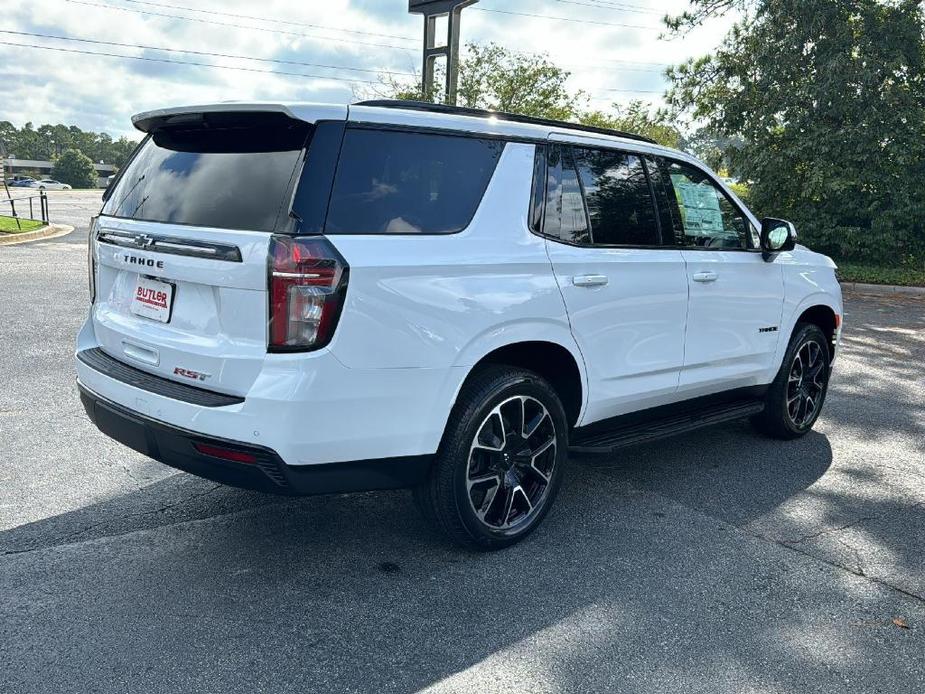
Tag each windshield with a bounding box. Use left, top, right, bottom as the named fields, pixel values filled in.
left=103, top=117, right=310, bottom=232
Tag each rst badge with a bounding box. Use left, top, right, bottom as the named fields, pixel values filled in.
left=174, top=367, right=211, bottom=382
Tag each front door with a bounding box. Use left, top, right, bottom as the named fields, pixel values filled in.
left=650, top=158, right=784, bottom=393
left=541, top=143, right=689, bottom=423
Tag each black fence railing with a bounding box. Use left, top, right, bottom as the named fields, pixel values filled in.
left=1, top=189, right=49, bottom=231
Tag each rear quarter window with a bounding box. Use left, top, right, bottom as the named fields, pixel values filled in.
left=323, top=128, right=504, bottom=235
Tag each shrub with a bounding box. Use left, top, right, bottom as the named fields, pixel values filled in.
left=52, top=149, right=97, bottom=189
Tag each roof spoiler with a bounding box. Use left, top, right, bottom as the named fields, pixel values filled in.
left=131, top=103, right=300, bottom=133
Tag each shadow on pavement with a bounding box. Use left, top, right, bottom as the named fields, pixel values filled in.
left=3, top=292, right=925, bottom=692
left=10, top=425, right=923, bottom=693
left=1, top=420, right=830, bottom=556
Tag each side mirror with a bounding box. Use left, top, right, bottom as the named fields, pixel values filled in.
left=760, top=218, right=797, bottom=260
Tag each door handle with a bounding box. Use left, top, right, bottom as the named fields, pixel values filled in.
left=572, top=274, right=609, bottom=288
left=692, top=271, right=718, bottom=283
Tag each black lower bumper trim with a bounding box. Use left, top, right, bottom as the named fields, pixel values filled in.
left=77, top=347, right=244, bottom=407
left=78, top=383, right=432, bottom=496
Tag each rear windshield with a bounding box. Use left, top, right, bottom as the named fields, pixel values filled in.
left=102, top=118, right=310, bottom=232
left=323, top=129, right=504, bottom=234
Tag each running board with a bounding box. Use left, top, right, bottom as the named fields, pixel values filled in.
left=569, top=400, right=765, bottom=455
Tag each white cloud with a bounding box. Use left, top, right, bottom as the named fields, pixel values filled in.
left=0, top=0, right=740, bottom=138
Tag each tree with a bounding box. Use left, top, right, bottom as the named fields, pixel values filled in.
left=665, top=0, right=925, bottom=265
left=52, top=149, right=98, bottom=189
left=377, top=42, right=585, bottom=120
left=579, top=101, right=682, bottom=148
left=455, top=43, right=585, bottom=120
left=109, top=137, right=139, bottom=167
left=682, top=129, right=745, bottom=177
left=0, top=121, right=139, bottom=168
left=374, top=42, right=683, bottom=147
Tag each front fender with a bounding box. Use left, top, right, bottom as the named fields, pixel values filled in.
left=775, top=291, right=844, bottom=371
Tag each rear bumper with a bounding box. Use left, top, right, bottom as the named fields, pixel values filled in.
left=76, top=315, right=462, bottom=465
left=78, top=382, right=431, bottom=496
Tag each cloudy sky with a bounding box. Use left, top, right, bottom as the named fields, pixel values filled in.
left=0, top=0, right=739, bottom=139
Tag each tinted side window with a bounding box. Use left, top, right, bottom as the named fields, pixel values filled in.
left=324, top=129, right=504, bottom=234
left=291, top=121, right=346, bottom=234
left=542, top=145, right=591, bottom=244
left=572, top=148, right=660, bottom=246
left=660, top=160, right=752, bottom=249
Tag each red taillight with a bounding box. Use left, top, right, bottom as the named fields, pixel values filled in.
left=193, top=443, right=257, bottom=465
left=88, top=216, right=98, bottom=304
left=268, top=235, right=348, bottom=351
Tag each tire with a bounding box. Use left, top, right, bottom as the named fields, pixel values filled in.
left=416, top=365, right=569, bottom=550
left=752, top=323, right=831, bottom=440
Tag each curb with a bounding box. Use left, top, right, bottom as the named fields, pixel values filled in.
left=840, top=281, right=925, bottom=297
left=0, top=224, right=74, bottom=246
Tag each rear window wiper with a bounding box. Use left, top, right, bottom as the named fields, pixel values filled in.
left=110, top=174, right=146, bottom=217
left=128, top=194, right=150, bottom=219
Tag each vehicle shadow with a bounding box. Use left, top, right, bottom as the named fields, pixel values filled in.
left=0, top=420, right=832, bottom=555
left=9, top=422, right=922, bottom=693
left=4, top=295, right=924, bottom=692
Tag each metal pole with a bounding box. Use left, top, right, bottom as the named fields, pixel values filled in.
left=423, top=15, right=438, bottom=101
left=410, top=1, right=479, bottom=106
left=446, top=6, right=463, bottom=104
left=0, top=139, right=19, bottom=230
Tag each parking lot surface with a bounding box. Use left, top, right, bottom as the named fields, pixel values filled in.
left=1, top=190, right=923, bottom=692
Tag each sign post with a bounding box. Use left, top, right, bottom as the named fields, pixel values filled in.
left=408, top=0, right=479, bottom=105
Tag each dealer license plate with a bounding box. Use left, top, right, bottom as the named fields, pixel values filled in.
left=130, top=276, right=174, bottom=323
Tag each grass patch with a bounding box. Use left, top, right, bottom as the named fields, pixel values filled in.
left=836, top=262, right=925, bottom=287
left=0, top=215, right=45, bottom=233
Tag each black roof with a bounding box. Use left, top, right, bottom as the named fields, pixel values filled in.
left=354, top=100, right=658, bottom=145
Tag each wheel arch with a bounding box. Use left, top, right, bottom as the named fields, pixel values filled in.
left=796, top=304, right=839, bottom=355
left=453, top=339, right=587, bottom=428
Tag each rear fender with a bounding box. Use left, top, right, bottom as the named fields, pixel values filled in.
left=449, top=321, right=589, bottom=424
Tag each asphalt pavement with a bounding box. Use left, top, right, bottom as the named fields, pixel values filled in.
left=1, top=191, right=923, bottom=693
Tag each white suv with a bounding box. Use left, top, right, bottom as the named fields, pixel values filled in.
left=77, top=101, right=843, bottom=549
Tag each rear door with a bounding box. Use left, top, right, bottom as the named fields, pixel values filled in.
left=541, top=142, right=689, bottom=422
left=91, top=110, right=336, bottom=397
left=650, top=157, right=784, bottom=392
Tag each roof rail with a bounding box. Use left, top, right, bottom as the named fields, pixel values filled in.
left=354, top=100, right=658, bottom=145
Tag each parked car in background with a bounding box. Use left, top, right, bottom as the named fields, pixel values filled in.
left=8, top=177, right=36, bottom=187
left=28, top=179, right=72, bottom=190
left=77, top=101, right=843, bottom=550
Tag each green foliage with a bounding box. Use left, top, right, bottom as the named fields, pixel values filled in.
left=381, top=42, right=586, bottom=120
left=835, top=262, right=925, bottom=287
left=683, top=128, right=745, bottom=175
left=376, top=43, right=668, bottom=142
left=0, top=216, right=44, bottom=233
left=455, top=43, right=584, bottom=120
left=0, top=121, right=137, bottom=167
left=664, top=0, right=745, bottom=34
left=579, top=101, right=682, bottom=148
left=666, top=0, right=925, bottom=265
left=727, top=181, right=751, bottom=205
left=52, top=149, right=98, bottom=189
